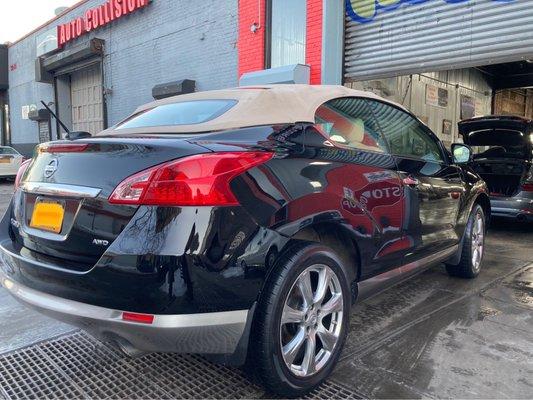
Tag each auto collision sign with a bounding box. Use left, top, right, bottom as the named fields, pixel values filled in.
left=57, top=0, right=151, bottom=48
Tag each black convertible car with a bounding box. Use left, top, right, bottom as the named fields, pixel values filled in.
left=0, top=85, right=489, bottom=396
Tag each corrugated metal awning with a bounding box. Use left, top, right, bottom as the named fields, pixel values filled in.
left=344, top=0, right=533, bottom=81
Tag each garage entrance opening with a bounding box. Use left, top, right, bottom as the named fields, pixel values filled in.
left=345, top=68, right=492, bottom=148
left=344, top=57, right=533, bottom=208
left=464, top=61, right=533, bottom=199
left=344, top=59, right=533, bottom=148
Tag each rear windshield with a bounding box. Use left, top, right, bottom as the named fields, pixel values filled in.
left=467, top=129, right=529, bottom=159
left=115, top=100, right=237, bottom=130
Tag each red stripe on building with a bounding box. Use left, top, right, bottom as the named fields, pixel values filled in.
left=238, top=0, right=266, bottom=79
left=238, top=0, right=323, bottom=83
left=305, top=0, right=323, bottom=84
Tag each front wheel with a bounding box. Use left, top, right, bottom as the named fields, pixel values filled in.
left=251, top=243, right=351, bottom=397
left=446, top=204, right=486, bottom=279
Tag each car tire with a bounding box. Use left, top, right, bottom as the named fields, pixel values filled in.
left=250, top=242, right=351, bottom=397
left=446, top=204, right=486, bottom=279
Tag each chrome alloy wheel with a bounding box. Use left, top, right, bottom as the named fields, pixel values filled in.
left=471, top=211, right=485, bottom=271
left=280, top=264, right=344, bottom=378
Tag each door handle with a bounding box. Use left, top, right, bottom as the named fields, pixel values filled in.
left=402, top=176, right=420, bottom=186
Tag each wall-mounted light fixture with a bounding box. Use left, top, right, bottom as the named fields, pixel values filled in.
left=250, top=0, right=262, bottom=33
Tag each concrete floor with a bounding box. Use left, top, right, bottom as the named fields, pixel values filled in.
left=333, top=217, right=533, bottom=398
left=0, top=181, right=531, bottom=399
left=0, top=182, right=76, bottom=355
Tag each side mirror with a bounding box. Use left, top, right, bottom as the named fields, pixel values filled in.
left=451, top=143, right=472, bottom=164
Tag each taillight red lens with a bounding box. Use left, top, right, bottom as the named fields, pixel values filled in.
left=122, top=312, right=155, bottom=324
left=40, top=143, right=89, bottom=153
left=521, top=183, right=533, bottom=192
left=109, top=169, right=153, bottom=204
left=14, top=159, right=32, bottom=191
left=109, top=152, right=273, bottom=206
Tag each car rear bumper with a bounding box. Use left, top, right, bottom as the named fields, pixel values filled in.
left=0, top=269, right=251, bottom=355
left=490, top=194, right=533, bottom=221
left=0, top=197, right=279, bottom=315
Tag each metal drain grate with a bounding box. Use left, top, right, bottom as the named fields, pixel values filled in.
left=0, top=345, right=84, bottom=400
left=0, top=332, right=361, bottom=399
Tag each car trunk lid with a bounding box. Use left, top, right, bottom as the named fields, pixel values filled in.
left=458, top=117, right=532, bottom=197
left=14, top=137, right=209, bottom=269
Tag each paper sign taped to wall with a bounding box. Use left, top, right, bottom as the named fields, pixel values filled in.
left=21, top=106, right=30, bottom=120
left=21, top=104, right=37, bottom=120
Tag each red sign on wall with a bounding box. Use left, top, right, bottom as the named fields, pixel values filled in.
left=57, top=0, right=151, bottom=47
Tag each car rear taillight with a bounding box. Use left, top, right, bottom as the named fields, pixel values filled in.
left=14, top=159, right=32, bottom=191
left=109, top=152, right=274, bottom=206
left=522, top=166, right=533, bottom=192
left=521, top=183, right=533, bottom=192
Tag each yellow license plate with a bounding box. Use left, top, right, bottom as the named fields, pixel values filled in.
left=30, top=201, right=65, bottom=234
left=0, top=158, right=10, bottom=164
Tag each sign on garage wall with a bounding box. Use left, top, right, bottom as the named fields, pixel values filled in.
left=460, top=95, right=475, bottom=120
left=442, top=119, right=452, bottom=137
left=425, top=84, right=449, bottom=108
left=57, top=0, right=152, bottom=47
left=38, top=121, right=51, bottom=143
left=21, top=105, right=37, bottom=120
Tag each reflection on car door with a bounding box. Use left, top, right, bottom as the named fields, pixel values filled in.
left=312, top=97, right=406, bottom=278
left=368, top=100, right=463, bottom=260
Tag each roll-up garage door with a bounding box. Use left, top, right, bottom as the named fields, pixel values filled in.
left=70, top=64, right=104, bottom=134
left=344, top=0, right=533, bottom=81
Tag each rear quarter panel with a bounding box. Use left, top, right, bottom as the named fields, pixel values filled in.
left=195, top=125, right=407, bottom=280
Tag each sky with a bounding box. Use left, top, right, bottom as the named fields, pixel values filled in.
left=0, top=0, right=79, bottom=44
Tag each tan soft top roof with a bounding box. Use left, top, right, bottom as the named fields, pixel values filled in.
left=99, top=84, right=407, bottom=135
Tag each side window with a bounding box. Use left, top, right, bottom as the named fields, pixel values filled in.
left=314, top=98, right=388, bottom=153
left=368, top=101, right=445, bottom=163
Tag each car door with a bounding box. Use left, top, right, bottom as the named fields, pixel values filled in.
left=367, top=100, right=463, bottom=261
left=311, top=97, right=406, bottom=278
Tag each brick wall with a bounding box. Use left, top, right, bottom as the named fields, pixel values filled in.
left=305, top=0, right=323, bottom=84
left=238, top=0, right=324, bottom=84
left=238, top=0, right=266, bottom=78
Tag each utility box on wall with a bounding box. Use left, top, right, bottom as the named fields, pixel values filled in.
left=152, top=80, right=196, bottom=100
left=29, top=108, right=52, bottom=143
left=239, top=64, right=311, bottom=86
left=0, top=45, right=8, bottom=90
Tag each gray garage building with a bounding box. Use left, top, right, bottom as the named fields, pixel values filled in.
left=4, top=0, right=533, bottom=156
left=2, top=0, right=237, bottom=155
